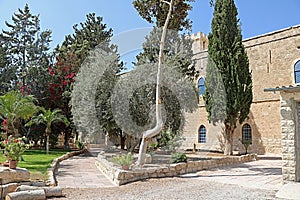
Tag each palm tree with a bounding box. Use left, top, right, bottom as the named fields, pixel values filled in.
left=0, top=90, right=38, bottom=137
left=26, top=108, right=69, bottom=154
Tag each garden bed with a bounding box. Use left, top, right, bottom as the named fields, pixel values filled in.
left=96, top=149, right=258, bottom=186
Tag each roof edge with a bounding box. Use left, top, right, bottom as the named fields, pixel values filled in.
left=243, top=24, right=300, bottom=42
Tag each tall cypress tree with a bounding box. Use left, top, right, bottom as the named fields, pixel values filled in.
left=204, top=0, right=252, bottom=155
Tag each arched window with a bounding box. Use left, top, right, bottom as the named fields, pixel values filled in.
left=242, top=124, right=252, bottom=144
left=198, top=125, right=206, bottom=143
left=294, top=60, right=300, bottom=84
left=198, top=77, right=205, bottom=95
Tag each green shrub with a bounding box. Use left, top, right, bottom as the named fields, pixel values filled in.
left=158, top=128, right=185, bottom=152
left=170, top=152, right=187, bottom=164
left=75, top=140, right=85, bottom=149
left=113, top=152, right=134, bottom=167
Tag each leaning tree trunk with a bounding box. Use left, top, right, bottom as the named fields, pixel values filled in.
left=224, top=124, right=234, bottom=155
left=46, top=127, right=51, bottom=154
left=137, top=0, right=173, bottom=166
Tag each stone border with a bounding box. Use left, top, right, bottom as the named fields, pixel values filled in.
left=96, top=153, right=258, bottom=186
left=47, top=148, right=88, bottom=186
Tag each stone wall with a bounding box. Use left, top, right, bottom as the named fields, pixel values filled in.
left=183, top=24, right=300, bottom=155
left=96, top=152, right=257, bottom=186
left=280, top=91, right=300, bottom=182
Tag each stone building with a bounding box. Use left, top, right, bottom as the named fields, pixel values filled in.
left=264, top=85, right=300, bottom=182
left=182, top=24, right=300, bottom=158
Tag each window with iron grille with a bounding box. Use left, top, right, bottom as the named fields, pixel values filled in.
left=198, top=125, right=206, bottom=143
left=198, top=77, right=205, bottom=96
left=242, top=124, right=252, bottom=144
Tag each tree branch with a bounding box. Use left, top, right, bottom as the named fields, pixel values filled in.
left=161, top=0, right=171, bottom=6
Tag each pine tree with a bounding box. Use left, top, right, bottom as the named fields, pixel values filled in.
left=52, top=13, right=120, bottom=147
left=204, top=0, right=253, bottom=155
left=132, top=27, right=198, bottom=134
left=0, top=42, right=15, bottom=94
left=0, top=4, right=52, bottom=99
left=135, top=27, right=197, bottom=80
left=55, top=13, right=114, bottom=71
left=133, top=0, right=195, bottom=31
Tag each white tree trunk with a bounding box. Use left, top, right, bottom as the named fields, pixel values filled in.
left=137, top=0, right=173, bottom=166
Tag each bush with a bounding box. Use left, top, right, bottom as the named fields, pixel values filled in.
left=1, top=136, right=31, bottom=161
left=113, top=152, right=134, bottom=167
left=75, top=140, right=85, bottom=149
left=170, top=152, right=187, bottom=164
left=158, top=128, right=185, bottom=152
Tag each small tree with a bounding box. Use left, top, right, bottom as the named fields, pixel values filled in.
left=132, top=0, right=197, bottom=165
left=204, top=0, right=252, bottom=155
left=135, top=0, right=174, bottom=166
left=26, top=108, right=69, bottom=154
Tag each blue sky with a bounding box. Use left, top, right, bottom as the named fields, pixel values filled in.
left=0, top=0, right=299, bottom=68
left=1, top=0, right=299, bottom=44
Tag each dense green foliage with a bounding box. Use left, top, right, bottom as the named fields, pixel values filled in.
left=0, top=43, right=12, bottom=94
left=0, top=90, right=38, bottom=136
left=0, top=4, right=52, bottom=98
left=112, top=152, right=134, bottom=167
left=26, top=108, right=69, bottom=153
left=157, top=128, right=184, bottom=152
left=50, top=13, right=116, bottom=146
left=0, top=136, right=31, bottom=161
left=133, top=0, right=195, bottom=31
left=135, top=27, right=197, bottom=80
left=204, top=0, right=252, bottom=154
left=169, top=152, right=187, bottom=163
left=130, top=28, right=198, bottom=135
left=95, top=63, right=124, bottom=147
left=0, top=2, right=200, bottom=153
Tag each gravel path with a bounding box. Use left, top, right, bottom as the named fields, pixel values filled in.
left=52, top=177, right=278, bottom=200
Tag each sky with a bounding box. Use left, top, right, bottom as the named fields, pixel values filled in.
left=0, top=0, right=299, bottom=68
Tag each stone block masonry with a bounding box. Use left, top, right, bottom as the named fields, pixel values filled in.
left=184, top=25, right=300, bottom=155
left=280, top=92, right=300, bottom=182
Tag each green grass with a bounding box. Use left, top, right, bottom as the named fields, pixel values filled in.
left=0, top=149, right=69, bottom=180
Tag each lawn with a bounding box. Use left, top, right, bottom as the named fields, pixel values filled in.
left=0, top=149, right=69, bottom=180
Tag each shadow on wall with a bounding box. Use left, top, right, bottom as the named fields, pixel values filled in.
left=233, top=112, right=266, bottom=155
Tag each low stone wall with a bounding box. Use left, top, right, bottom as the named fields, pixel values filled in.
left=0, top=168, right=62, bottom=200
left=48, top=148, right=88, bottom=186
left=96, top=153, right=258, bottom=186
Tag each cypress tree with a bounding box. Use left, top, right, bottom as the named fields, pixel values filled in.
left=204, top=0, right=252, bottom=155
